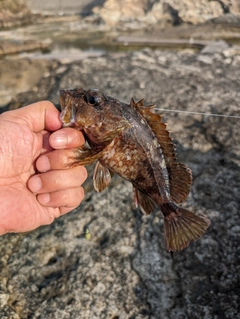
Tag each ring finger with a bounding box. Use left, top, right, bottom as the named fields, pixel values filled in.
left=28, top=165, right=87, bottom=194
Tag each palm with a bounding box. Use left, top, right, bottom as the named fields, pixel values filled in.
left=0, top=117, right=59, bottom=232
left=0, top=101, right=86, bottom=236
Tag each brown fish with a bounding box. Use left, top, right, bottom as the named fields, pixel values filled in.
left=59, top=88, right=210, bottom=251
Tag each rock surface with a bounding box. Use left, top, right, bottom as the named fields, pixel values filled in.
left=0, top=0, right=33, bottom=29
left=93, top=0, right=240, bottom=27
left=2, top=0, right=240, bottom=30
left=0, top=47, right=239, bottom=318
left=1, top=0, right=240, bottom=59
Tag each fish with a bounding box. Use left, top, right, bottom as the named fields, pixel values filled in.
left=59, top=88, right=210, bottom=251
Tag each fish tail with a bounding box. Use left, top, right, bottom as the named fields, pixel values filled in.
left=161, top=203, right=210, bottom=252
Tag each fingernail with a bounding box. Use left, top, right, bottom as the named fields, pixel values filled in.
left=51, top=131, right=68, bottom=148
left=38, top=193, right=50, bottom=204
left=37, top=156, right=51, bottom=172
left=28, top=176, right=42, bottom=193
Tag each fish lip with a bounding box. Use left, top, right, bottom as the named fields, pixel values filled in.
left=59, top=93, right=80, bottom=128
left=60, top=111, right=82, bottom=129
left=61, top=121, right=81, bottom=129
left=59, top=89, right=100, bottom=130
left=59, top=90, right=68, bottom=111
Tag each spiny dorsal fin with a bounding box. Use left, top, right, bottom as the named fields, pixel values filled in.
left=130, top=98, right=145, bottom=108
left=133, top=102, right=177, bottom=164
left=132, top=100, right=192, bottom=203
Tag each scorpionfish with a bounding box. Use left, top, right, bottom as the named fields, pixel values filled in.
left=59, top=88, right=210, bottom=251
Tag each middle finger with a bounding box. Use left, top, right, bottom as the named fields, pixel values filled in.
left=36, top=148, right=80, bottom=172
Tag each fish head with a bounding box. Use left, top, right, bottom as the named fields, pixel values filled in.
left=59, top=88, right=131, bottom=144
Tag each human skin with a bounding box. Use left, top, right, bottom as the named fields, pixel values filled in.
left=0, top=101, right=87, bottom=235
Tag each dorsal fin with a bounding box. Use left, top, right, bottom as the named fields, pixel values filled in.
left=132, top=100, right=192, bottom=203
left=130, top=98, right=145, bottom=108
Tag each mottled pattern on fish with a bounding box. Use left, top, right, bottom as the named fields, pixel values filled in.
left=59, top=88, right=210, bottom=251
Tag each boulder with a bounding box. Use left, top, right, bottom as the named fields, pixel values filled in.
left=93, top=0, right=240, bottom=27
left=145, top=1, right=182, bottom=26
left=0, top=0, right=32, bottom=29
left=93, top=0, right=148, bottom=27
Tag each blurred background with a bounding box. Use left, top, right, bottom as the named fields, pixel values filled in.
left=0, top=1, right=239, bottom=319
left=1, top=0, right=240, bottom=109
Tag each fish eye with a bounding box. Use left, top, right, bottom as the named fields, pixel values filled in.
left=85, top=91, right=103, bottom=108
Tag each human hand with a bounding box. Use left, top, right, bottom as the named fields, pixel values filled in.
left=0, top=101, right=87, bottom=235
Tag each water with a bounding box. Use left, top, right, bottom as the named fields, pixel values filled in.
left=1, top=11, right=239, bottom=61
left=0, top=19, right=110, bottom=60
left=25, top=0, right=102, bottom=15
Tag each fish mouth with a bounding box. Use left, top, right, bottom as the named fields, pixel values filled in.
left=59, top=90, right=81, bottom=128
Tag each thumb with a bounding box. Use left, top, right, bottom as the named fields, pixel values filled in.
left=1, top=101, right=62, bottom=133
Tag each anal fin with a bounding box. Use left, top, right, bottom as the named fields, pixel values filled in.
left=133, top=187, right=156, bottom=215
left=162, top=203, right=210, bottom=251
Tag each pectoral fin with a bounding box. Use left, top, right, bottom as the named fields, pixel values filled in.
left=133, top=187, right=156, bottom=215
left=93, top=161, right=113, bottom=192
left=73, top=146, right=104, bottom=166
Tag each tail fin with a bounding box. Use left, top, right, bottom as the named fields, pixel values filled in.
left=162, top=203, right=210, bottom=252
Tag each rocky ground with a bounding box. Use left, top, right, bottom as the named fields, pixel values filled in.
left=0, top=45, right=240, bottom=318
left=0, top=1, right=240, bottom=318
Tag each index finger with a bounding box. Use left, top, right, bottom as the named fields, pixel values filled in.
left=49, top=127, right=85, bottom=149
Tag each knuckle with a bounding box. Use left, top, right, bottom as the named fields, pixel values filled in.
left=78, top=186, right=85, bottom=200
left=80, top=166, right=88, bottom=183
left=71, top=187, right=85, bottom=207
left=59, top=151, right=71, bottom=167
left=44, top=211, right=57, bottom=225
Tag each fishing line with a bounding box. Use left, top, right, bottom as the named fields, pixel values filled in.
left=153, top=108, right=240, bottom=119
left=56, top=103, right=239, bottom=119
left=152, top=11, right=240, bottom=121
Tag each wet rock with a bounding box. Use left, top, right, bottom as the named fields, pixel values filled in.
left=200, top=40, right=229, bottom=54
left=0, top=48, right=240, bottom=318
left=0, top=39, right=50, bottom=56
left=210, top=12, right=240, bottom=24
left=223, top=45, right=240, bottom=57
